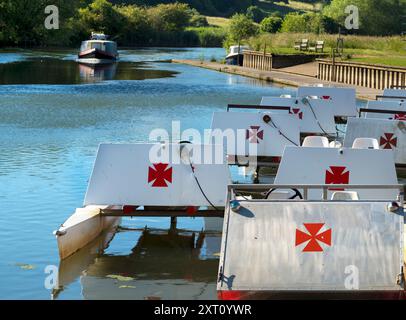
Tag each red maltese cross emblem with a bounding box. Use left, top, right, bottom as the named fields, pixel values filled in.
left=295, top=223, right=332, bottom=252
left=380, top=133, right=397, bottom=149
left=246, top=126, right=264, bottom=143
left=148, top=163, right=173, bottom=187
left=325, top=166, right=350, bottom=191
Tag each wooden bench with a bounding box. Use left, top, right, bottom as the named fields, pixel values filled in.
left=294, top=39, right=309, bottom=51
left=309, top=40, right=324, bottom=53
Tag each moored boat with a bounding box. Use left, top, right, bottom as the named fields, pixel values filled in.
left=225, top=45, right=249, bottom=66
left=77, top=32, right=118, bottom=65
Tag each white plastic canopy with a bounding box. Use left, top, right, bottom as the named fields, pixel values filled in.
left=344, top=117, right=406, bottom=165
left=364, top=100, right=406, bottom=120
left=210, top=112, right=300, bottom=158
left=84, top=143, right=230, bottom=207
left=261, top=86, right=357, bottom=117
left=274, top=146, right=398, bottom=200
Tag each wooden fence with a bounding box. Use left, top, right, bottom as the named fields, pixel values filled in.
left=243, top=50, right=273, bottom=71
left=317, top=59, right=406, bottom=90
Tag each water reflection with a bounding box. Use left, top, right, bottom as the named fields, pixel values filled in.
left=0, top=58, right=178, bottom=84
left=78, top=63, right=118, bottom=82
left=55, top=224, right=221, bottom=300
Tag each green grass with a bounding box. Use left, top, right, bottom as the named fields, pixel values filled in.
left=256, top=0, right=319, bottom=16
left=244, top=32, right=406, bottom=67
left=273, top=0, right=321, bottom=12
left=205, top=16, right=230, bottom=28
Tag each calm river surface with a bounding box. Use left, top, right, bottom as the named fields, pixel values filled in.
left=0, top=47, right=300, bottom=300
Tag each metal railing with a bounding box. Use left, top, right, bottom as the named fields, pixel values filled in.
left=358, top=108, right=406, bottom=117
left=229, top=184, right=404, bottom=203
left=227, top=104, right=291, bottom=112
left=376, top=95, right=406, bottom=101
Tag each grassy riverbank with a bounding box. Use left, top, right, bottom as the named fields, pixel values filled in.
left=246, top=33, right=406, bottom=67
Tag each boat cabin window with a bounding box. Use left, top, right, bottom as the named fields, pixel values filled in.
left=91, top=42, right=103, bottom=50
left=104, top=42, right=116, bottom=52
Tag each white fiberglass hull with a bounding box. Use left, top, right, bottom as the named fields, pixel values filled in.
left=55, top=205, right=120, bottom=260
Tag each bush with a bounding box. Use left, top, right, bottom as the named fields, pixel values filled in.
left=147, top=3, right=192, bottom=32
left=323, top=0, right=404, bottom=36
left=280, top=13, right=307, bottom=33
left=260, top=16, right=282, bottom=33
left=188, top=27, right=227, bottom=47
left=228, top=13, right=259, bottom=42
left=281, top=12, right=333, bottom=34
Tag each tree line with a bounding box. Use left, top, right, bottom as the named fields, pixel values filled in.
left=0, top=0, right=225, bottom=47
left=0, top=0, right=404, bottom=48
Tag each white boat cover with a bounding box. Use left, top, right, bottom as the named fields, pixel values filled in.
left=210, top=112, right=300, bottom=158
left=344, top=117, right=406, bottom=165
left=257, top=99, right=337, bottom=134
left=83, top=143, right=230, bottom=207
left=261, top=86, right=357, bottom=117
left=274, top=146, right=398, bottom=200
left=364, top=100, right=406, bottom=120
left=260, top=96, right=295, bottom=108
left=298, top=86, right=357, bottom=117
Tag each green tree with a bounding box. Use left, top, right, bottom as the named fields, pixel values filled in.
left=75, top=0, right=124, bottom=38
left=148, top=3, right=192, bottom=32
left=281, top=12, right=329, bottom=34
left=280, top=13, right=307, bottom=33
left=116, top=5, right=152, bottom=45
left=228, top=13, right=258, bottom=43
left=260, top=16, right=282, bottom=33
left=323, top=0, right=404, bottom=35
left=0, top=0, right=47, bottom=45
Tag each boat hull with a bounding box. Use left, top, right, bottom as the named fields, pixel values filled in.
left=77, top=48, right=118, bottom=65
left=55, top=205, right=120, bottom=260
left=225, top=53, right=244, bottom=66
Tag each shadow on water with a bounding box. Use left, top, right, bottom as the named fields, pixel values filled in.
left=0, top=58, right=178, bottom=84
left=54, top=224, right=221, bottom=300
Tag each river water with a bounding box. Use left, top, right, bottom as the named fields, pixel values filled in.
left=0, top=47, right=299, bottom=299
